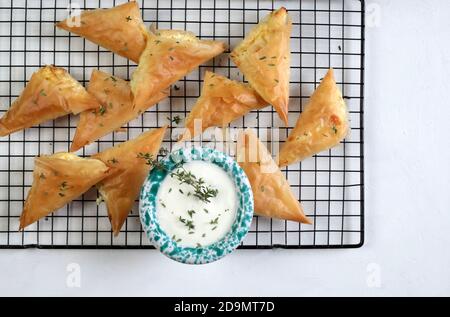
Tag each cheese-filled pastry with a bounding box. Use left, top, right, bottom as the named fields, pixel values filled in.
left=277, top=68, right=349, bottom=167
left=92, top=126, right=167, bottom=236
left=19, top=153, right=109, bottom=230
left=131, top=29, right=226, bottom=109
left=230, top=8, right=292, bottom=124
left=70, top=70, right=168, bottom=152
left=237, top=129, right=311, bottom=224
left=0, top=65, right=99, bottom=137
left=56, top=1, right=147, bottom=63
left=230, top=7, right=292, bottom=125
left=179, top=71, right=267, bottom=141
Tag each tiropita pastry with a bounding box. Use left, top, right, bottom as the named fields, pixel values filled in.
left=131, top=29, right=226, bottom=109
left=19, top=153, right=109, bottom=230
left=237, top=129, right=311, bottom=224
left=56, top=1, right=147, bottom=63
left=277, top=68, right=349, bottom=167
left=71, top=70, right=168, bottom=152
left=230, top=7, right=291, bottom=124
left=0, top=65, right=99, bottom=137
left=92, top=126, right=167, bottom=236
left=179, top=71, right=267, bottom=141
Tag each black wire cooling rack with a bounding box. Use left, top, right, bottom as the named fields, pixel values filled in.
left=0, top=0, right=364, bottom=249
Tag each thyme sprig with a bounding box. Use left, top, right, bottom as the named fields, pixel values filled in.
left=136, top=152, right=166, bottom=170
left=171, top=167, right=218, bottom=203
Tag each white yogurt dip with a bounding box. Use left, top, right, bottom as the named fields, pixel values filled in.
left=156, top=160, right=237, bottom=247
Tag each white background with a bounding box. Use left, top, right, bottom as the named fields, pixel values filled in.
left=1, top=0, right=450, bottom=296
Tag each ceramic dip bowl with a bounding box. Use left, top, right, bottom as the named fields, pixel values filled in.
left=139, top=146, right=254, bottom=264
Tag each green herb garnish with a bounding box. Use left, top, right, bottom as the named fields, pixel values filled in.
left=178, top=216, right=195, bottom=231
left=171, top=167, right=219, bottom=203
left=209, top=217, right=219, bottom=225
left=172, top=235, right=182, bottom=243
left=98, top=105, right=106, bottom=116
left=136, top=152, right=165, bottom=170
left=167, top=115, right=181, bottom=125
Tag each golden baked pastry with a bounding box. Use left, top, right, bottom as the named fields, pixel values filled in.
left=131, top=29, right=226, bottom=109
left=56, top=1, right=147, bottom=63
left=92, top=126, right=167, bottom=236
left=230, top=7, right=291, bottom=124
left=277, top=68, right=349, bottom=167
left=237, top=129, right=311, bottom=224
left=71, top=70, right=168, bottom=152
left=19, top=153, right=109, bottom=230
left=179, top=71, right=267, bottom=141
left=0, top=65, right=99, bottom=137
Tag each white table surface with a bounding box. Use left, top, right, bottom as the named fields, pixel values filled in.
left=1, top=0, right=450, bottom=297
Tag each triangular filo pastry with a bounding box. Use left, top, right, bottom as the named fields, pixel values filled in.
left=92, top=126, right=167, bottom=236
left=278, top=68, right=349, bottom=167
left=0, top=66, right=99, bottom=136
left=230, top=7, right=291, bottom=124
left=56, top=1, right=147, bottom=63
left=131, top=29, right=226, bottom=109
left=71, top=70, right=168, bottom=151
left=237, top=129, right=311, bottom=224
left=19, top=153, right=109, bottom=230
left=179, top=71, right=267, bottom=141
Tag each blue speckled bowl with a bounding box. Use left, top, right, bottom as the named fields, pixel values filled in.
left=139, top=146, right=254, bottom=264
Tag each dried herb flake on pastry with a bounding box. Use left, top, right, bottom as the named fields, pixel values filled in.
left=277, top=68, right=349, bottom=167
left=56, top=1, right=147, bottom=63
left=92, top=126, right=167, bottom=236
left=237, top=129, right=311, bottom=224
left=179, top=71, right=267, bottom=141
left=0, top=65, right=99, bottom=137
left=131, top=29, right=226, bottom=109
left=19, top=153, right=109, bottom=230
left=230, top=7, right=292, bottom=125
left=71, top=70, right=168, bottom=152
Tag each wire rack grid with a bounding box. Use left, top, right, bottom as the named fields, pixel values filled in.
left=0, top=0, right=365, bottom=249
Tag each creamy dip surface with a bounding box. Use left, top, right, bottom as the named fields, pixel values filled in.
left=156, top=161, right=237, bottom=247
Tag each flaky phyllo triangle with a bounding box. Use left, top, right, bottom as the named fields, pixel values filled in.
left=131, top=29, right=226, bottom=109
left=0, top=66, right=99, bottom=136
left=92, top=127, right=167, bottom=236
left=56, top=1, right=147, bottom=63
left=237, top=129, right=311, bottom=224
left=278, top=68, right=349, bottom=167
left=19, top=153, right=109, bottom=230
left=71, top=70, right=168, bottom=152
left=230, top=7, right=292, bottom=124
left=179, top=71, right=267, bottom=141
